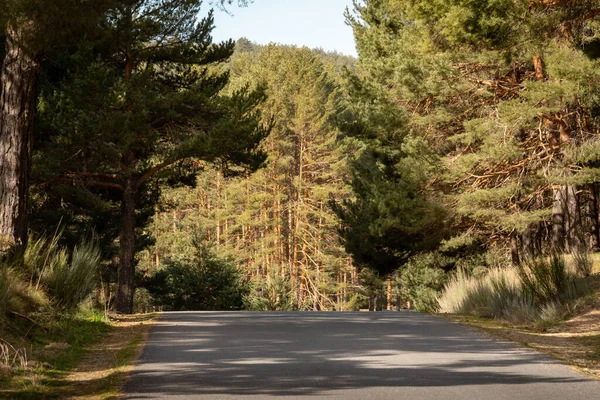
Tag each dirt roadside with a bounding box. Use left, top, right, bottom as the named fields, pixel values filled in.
left=64, top=313, right=157, bottom=400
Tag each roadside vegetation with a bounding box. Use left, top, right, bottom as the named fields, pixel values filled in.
left=438, top=252, right=593, bottom=325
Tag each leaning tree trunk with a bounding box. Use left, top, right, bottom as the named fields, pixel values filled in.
left=0, top=22, right=41, bottom=252
left=116, top=178, right=137, bottom=314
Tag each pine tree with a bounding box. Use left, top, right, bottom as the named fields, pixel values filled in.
left=0, top=0, right=108, bottom=251
left=345, top=0, right=600, bottom=265
left=37, top=0, right=267, bottom=313
left=146, top=43, right=363, bottom=311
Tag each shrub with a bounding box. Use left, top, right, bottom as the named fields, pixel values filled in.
left=517, top=253, right=577, bottom=305
left=1, top=234, right=101, bottom=328
left=399, top=253, right=448, bottom=312
left=43, top=240, right=101, bottom=313
left=438, top=267, right=536, bottom=323
left=438, top=253, right=592, bottom=324
left=244, top=267, right=296, bottom=311
left=572, top=249, right=593, bottom=277
left=143, top=239, right=248, bottom=311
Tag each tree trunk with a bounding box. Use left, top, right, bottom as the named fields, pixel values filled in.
left=521, top=226, right=534, bottom=260
left=510, top=231, right=520, bottom=266
left=116, top=178, right=137, bottom=314
left=386, top=275, right=392, bottom=311
left=588, top=183, right=600, bottom=251
left=533, top=54, right=545, bottom=81
left=552, top=185, right=566, bottom=251
left=0, top=22, right=41, bottom=252
left=565, top=184, right=582, bottom=251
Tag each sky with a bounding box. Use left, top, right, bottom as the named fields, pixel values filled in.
left=210, top=0, right=358, bottom=57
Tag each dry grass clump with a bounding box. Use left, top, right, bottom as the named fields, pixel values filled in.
left=438, top=252, right=593, bottom=325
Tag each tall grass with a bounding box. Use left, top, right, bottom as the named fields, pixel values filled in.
left=438, top=267, right=536, bottom=323
left=572, top=249, right=593, bottom=277
left=438, top=253, right=592, bottom=324
left=1, top=234, right=101, bottom=328
left=43, top=240, right=101, bottom=313
left=0, top=266, right=49, bottom=328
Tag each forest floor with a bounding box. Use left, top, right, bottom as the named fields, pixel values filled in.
left=444, top=272, right=600, bottom=380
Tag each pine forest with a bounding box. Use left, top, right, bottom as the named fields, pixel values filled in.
left=3, top=0, right=600, bottom=331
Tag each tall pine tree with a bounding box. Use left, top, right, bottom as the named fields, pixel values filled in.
left=37, top=0, right=267, bottom=313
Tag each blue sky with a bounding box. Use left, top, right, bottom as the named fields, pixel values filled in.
left=209, top=0, right=358, bottom=57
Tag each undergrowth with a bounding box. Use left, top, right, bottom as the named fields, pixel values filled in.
left=438, top=252, right=593, bottom=325
left=0, top=233, right=104, bottom=396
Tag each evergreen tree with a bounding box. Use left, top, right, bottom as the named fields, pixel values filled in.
left=0, top=0, right=108, bottom=252
left=37, top=0, right=268, bottom=313
left=333, top=1, right=446, bottom=293
left=344, top=0, right=600, bottom=267
left=145, top=44, right=363, bottom=311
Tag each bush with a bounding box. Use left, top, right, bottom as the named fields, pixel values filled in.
left=571, top=249, right=593, bottom=277
left=398, top=253, right=448, bottom=312
left=143, top=238, right=248, bottom=311
left=244, top=267, right=296, bottom=311
left=517, top=253, right=583, bottom=305
left=0, top=266, right=48, bottom=328
left=1, top=234, right=100, bottom=328
left=43, top=240, right=101, bottom=313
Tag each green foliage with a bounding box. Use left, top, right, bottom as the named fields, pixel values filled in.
left=244, top=267, right=296, bottom=311
left=0, top=234, right=101, bottom=329
left=43, top=240, right=101, bottom=313
left=143, top=235, right=248, bottom=311
left=32, top=0, right=269, bottom=313
left=517, top=253, right=588, bottom=305
left=145, top=44, right=361, bottom=311
left=345, top=0, right=600, bottom=263
left=398, top=253, right=448, bottom=312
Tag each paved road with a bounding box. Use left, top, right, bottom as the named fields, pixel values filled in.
left=124, top=312, right=599, bottom=399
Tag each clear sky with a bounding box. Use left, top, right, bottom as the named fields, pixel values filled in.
left=210, top=0, right=358, bottom=57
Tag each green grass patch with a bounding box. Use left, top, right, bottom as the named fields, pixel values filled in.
left=0, top=310, right=111, bottom=399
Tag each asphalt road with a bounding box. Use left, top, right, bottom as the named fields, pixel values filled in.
left=123, top=312, right=599, bottom=399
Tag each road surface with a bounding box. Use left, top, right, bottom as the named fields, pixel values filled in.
left=123, top=312, right=599, bottom=399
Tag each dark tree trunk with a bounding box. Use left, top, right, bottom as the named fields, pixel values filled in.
left=565, top=184, right=582, bottom=251
left=535, top=221, right=544, bottom=256
left=521, top=226, right=534, bottom=260
left=510, top=232, right=520, bottom=266
left=368, top=296, right=375, bottom=312
left=116, top=178, right=137, bottom=314
left=386, top=275, right=392, bottom=311
left=588, top=183, right=600, bottom=252
left=0, top=22, right=41, bottom=252
left=552, top=185, right=566, bottom=251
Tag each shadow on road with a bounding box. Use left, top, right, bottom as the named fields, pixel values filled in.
left=122, top=312, right=592, bottom=398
